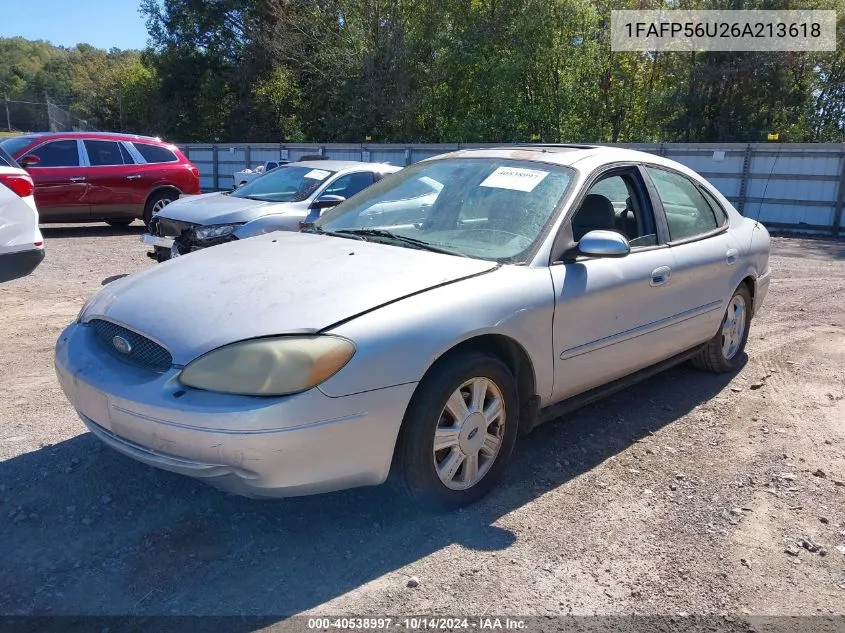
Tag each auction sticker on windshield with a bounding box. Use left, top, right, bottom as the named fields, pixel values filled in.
left=479, top=166, right=549, bottom=192
left=304, top=169, right=331, bottom=180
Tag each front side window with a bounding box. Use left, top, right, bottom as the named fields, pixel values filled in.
left=646, top=167, right=719, bottom=241
left=231, top=165, right=336, bottom=203
left=323, top=172, right=375, bottom=198
left=25, top=140, right=80, bottom=167
left=84, top=140, right=125, bottom=166
left=571, top=172, right=658, bottom=248
left=133, top=142, right=178, bottom=164
left=317, top=158, right=573, bottom=262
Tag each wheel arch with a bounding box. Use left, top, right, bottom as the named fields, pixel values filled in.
left=144, top=185, right=181, bottom=211
left=740, top=274, right=756, bottom=315
left=418, top=333, right=538, bottom=433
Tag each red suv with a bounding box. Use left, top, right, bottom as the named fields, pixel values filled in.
left=0, top=132, right=200, bottom=227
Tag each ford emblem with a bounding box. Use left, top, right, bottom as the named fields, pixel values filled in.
left=112, top=335, right=132, bottom=354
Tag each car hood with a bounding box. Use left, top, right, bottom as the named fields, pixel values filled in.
left=83, top=232, right=498, bottom=365
left=156, top=191, right=299, bottom=225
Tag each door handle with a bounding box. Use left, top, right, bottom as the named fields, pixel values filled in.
left=68, top=176, right=86, bottom=182
left=650, top=266, right=672, bottom=287
left=126, top=175, right=141, bottom=180
left=726, top=248, right=739, bottom=265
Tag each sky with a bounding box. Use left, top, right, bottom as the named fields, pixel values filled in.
left=0, top=0, right=149, bottom=50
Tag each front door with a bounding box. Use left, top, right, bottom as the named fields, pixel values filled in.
left=23, top=139, right=90, bottom=221
left=549, top=167, right=679, bottom=401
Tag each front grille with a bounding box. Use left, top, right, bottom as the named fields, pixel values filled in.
left=89, top=319, right=173, bottom=372
left=156, top=217, right=195, bottom=238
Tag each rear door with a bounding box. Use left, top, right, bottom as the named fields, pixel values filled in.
left=82, top=139, right=140, bottom=218
left=643, top=165, right=737, bottom=351
left=21, top=139, right=90, bottom=221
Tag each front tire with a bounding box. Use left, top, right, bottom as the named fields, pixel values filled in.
left=692, top=284, right=752, bottom=372
left=393, top=352, right=519, bottom=511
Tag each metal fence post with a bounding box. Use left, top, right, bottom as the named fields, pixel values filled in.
left=245, top=145, right=251, bottom=169
left=212, top=144, right=219, bottom=191
left=737, top=144, right=753, bottom=216
left=832, top=149, right=845, bottom=237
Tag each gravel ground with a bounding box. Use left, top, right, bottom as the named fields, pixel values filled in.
left=0, top=225, right=843, bottom=620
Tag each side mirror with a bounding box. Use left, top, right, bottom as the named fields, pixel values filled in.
left=19, top=154, right=40, bottom=169
left=311, top=194, right=345, bottom=210
left=577, top=230, right=630, bottom=258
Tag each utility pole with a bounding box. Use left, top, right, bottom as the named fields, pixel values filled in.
left=3, top=94, right=10, bottom=132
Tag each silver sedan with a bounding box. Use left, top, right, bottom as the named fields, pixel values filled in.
left=55, top=145, right=771, bottom=510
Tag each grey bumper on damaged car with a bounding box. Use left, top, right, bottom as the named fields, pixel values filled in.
left=54, top=320, right=418, bottom=497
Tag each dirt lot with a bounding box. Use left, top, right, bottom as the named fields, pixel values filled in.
left=0, top=225, right=843, bottom=620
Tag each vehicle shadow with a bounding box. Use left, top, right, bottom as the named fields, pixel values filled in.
left=0, top=359, right=742, bottom=620
left=40, top=223, right=145, bottom=239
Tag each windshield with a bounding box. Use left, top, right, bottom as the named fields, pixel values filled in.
left=316, top=158, right=573, bottom=262
left=0, top=136, right=37, bottom=157
left=232, top=165, right=336, bottom=203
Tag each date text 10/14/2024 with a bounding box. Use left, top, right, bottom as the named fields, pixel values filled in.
left=307, top=618, right=527, bottom=630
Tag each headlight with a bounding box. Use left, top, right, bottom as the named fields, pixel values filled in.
left=77, top=296, right=96, bottom=323
left=194, top=224, right=238, bottom=241
left=179, top=336, right=355, bottom=396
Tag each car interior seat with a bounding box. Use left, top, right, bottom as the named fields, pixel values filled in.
left=615, top=196, right=639, bottom=239
left=572, top=194, right=617, bottom=241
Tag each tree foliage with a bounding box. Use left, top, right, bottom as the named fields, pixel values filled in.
left=2, top=0, right=844, bottom=142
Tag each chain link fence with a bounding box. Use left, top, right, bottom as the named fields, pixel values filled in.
left=2, top=95, right=94, bottom=134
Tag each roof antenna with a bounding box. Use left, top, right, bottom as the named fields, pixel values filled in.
left=753, top=141, right=784, bottom=222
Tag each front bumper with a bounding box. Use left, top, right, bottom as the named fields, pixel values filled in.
left=55, top=321, right=417, bottom=497
left=140, top=234, right=174, bottom=249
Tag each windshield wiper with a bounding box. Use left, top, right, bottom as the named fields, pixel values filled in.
left=333, top=229, right=468, bottom=257
left=301, top=224, right=364, bottom=240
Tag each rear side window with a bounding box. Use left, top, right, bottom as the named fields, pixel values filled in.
left=646, top=167, right=719, bottom=241
left=133, top=142, right=178, bottom=163
left=26, top=140, right=80, bottom=167
left=700, top=187, right=728, bottom=226
left=84, top=140, right=125, bottom=166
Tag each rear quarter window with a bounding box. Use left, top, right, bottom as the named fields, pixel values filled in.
left=133, top=142, right=178, bottom=164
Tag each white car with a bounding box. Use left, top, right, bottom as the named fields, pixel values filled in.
left=0, top=146, right=44, bottom=282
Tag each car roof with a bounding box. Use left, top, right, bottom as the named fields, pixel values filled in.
left=10, top=131, right=167, bottom=144
left=435, top=144, right=709, bottom=183
left=439, top=144, right=673, bottom=168
left=289, top=160, right=397, bottom=171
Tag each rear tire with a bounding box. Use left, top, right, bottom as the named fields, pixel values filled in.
left=393, top=352, right=519, bottom=511
left=691, top=284, right=752, bottom=373
left=143, top=190, right=177, bottom=229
